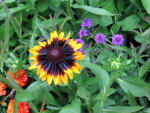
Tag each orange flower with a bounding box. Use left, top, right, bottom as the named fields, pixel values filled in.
left=7, top=69, right=28, bottom=87
left=6, top=99, right=30, bottom=113
left=0, top=82, right=6, bottom=96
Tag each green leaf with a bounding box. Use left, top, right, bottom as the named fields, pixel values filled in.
left=124, top=76, right=150, bottom=88
left=102, top=0, right=115, bottom=12
left=48, top=0, right=61, bottom=7
left=99, top=16, right=113, bottom=27
left=72, top=4, right=114, bottom=16
left=16, top=81, right=48, bottom=102
left=104, top=106, right=144, bottom=113
left=118, top=78, right=148, bottom=97
left=40, top=18, right=64, bottom=28
left=139, top=59, right=150, bottom=78
left=141, top=0, right=150, bottom=14
left=82, top=60, right=110, bottom=93
left=77, top=87, right=91, bottom=99
left=37, top=0, right=48, bottom=12
left=59, top=98, right=81, bottom=113
left=0, top=4, right=27, bottom=20
left=121, top=15, right=140, bottom=31
left=110, top=22, right=121, bottom=33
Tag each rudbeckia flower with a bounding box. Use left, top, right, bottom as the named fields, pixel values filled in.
left=6, top=99, right=30, bottom=113
left=7, top=69, right=28, bottom=87
left=0, top=82, right=6, bottom=96
left=28, top=31, right=85, bottom=85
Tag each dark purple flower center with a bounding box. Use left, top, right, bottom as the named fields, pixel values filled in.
left=115, top=38, right=120, bottom=42
left=48, top=47, right=63, bottom=59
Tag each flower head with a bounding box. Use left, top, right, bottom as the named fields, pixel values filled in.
left=0, top=82, right=6, bottom=96
left=78, top=29, right=89, bottom=38
left=112, top=34, right=124, bottom=46
left=28, top=31, right=85, bottom=85
left=94, top=33, right=106, bottom=43
left=111, top=59, right=121, bottom=70
left=6, top=99, right=30, bottom=113
left=81, top=19, right=92, bottom=28
left=7, top=69, right=28, bottom=87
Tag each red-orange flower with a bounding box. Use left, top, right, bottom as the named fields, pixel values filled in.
left=7, top=69, right=28, bottom=87
left=0, top=82, right=6, bottom=96
left=6, top=99, right=30, bottom=113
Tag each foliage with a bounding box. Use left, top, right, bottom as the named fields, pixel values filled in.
left=0, top=0, right=150, bottom=113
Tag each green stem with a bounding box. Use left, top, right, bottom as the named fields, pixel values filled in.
left=0, top=74, right=12, bottom=88
left=52, top=86, right=67, bottom=103
left=86, top=99, right=93, bottom=113
left=66, top=0, right=77, bottom=32
left=0, top=0, right=22, bottom=38
left=100, top=72, right=118, bottom=112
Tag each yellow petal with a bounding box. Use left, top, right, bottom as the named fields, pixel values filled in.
left=34, top=45, right=42, bottom=50
left=47, top=75, right=52, bottom=85
left=28, top=48, right=37, bottom=53
left=68, top=73, right=74, bottom=79
left=37, top=66, right=43, bottom=75
left=74, top=52, right=85, bottom=60
left=66, top=31, right=71, bottom=39
left=72, top=66, right=80, bottom=74
left=28, top=63, right=38, bottom=70
left=64, top=68, right=72, bottom=74
left=48, top=39, right=52, bottom=44
left=53, top=75, right=60, bottom=85
left=61, top=75, right=68, bottom=84
left=59, top=32, right=64, bottom=39
left=39, top=71, right=47, bottom=78
left=53, top=30, right=58, bottom=38
left=67, top=40, right=77, bottom=46
left=29, top=56, right=37, bottom=60
left=31, top=60, right=38, bottom=65
left=74, top=43, right=82, bottom=50
left=74, top=62, right=82, bottom=70
left=38, top=41, right=46, bottom=47
left=41, top=75, right=47, bottom=81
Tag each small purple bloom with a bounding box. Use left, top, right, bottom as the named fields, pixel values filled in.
left=78, top=29, right=89, bottom=38
left=81, top=19, right=92, bottom=28
left=94, top=33, right=106, bottom=43
left=75, top=38, right=84, bottom=48
left=92, top=60, right=97, bottom=64
left=112, top=34, right=124, bottom=46
left=40, top=36, right=45, bottom=42
left=77, top=48, right=85, bottom=55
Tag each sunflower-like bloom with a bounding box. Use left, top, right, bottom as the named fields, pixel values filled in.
left=0, top=82, right=6, bottom=96
left=6, top=99, right=30, bottom=113
left=28, top=31, right=85, bottom=85
left=7, top=69, right=28, bottom=87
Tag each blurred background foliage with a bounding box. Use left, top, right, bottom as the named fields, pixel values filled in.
left=0, top=0, right=150, bottom=113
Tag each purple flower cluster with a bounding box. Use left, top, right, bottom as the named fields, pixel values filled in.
left=81, top=19, right=92, bottom=28
left=112, top=34, right=124, bottom=46
left=78, top=19, right=92, bottom=38
left=94, top=33, right=106, bottom=43
left=78, top=29, right=89, bottom=38
left=75, top=38, right=85, bottom=54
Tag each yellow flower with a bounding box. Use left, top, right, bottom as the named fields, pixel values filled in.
left=28, top=31, right=85, bottom=85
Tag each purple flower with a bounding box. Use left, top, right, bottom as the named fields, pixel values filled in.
left=112, top=34, right=124, bottom=46
left=78, top=29, right=89, bottom=38
left=77, top=48, right=85, bottom=55
left=75, top=38, right=84, bottom=48
left=81, top=19, right=92, bottom=28
left=94, top=33, right=106, bottom=43
left=92, top=60, right=97, bottom=64
left=40, top=36, right=45, bottom=42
